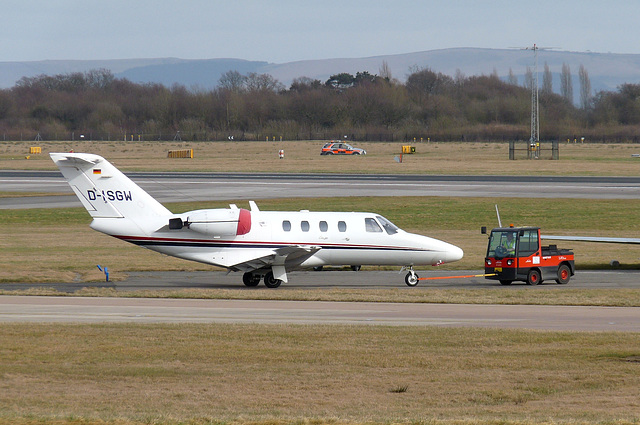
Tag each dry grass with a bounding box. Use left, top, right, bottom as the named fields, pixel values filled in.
left=3, top=141, right=640, bottom=425
left=3, top=286, right=639, bottom=307
left=0, top=222, right=211, bottom=283
left=0, top=323, right=639, bottom=425
left=3, top=196, right=640, bottom=283
left=3, top=140, right=640, bottom=175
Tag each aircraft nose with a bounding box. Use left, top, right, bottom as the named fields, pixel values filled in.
left=445, top=244, right=464, bottom=262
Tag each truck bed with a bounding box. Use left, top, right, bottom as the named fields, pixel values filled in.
left=542, top=245, right=573, bottom=256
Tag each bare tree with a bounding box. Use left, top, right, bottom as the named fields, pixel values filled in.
left=218, top=70, right=246, bottom=92
left=379, top=60, right=392, bottom=81
left=561, top=63, right=573, bottom=103
left=524, top=66, right=533, bottom=90
left=579, top=64, right=591, bottom=109
left=507, top=68, right=518, bottom=86
left=454, top=69, right=466, bottom=86
left=542, top=62, right=553, bottom=94
left=245, top=73, right=284, bottom=93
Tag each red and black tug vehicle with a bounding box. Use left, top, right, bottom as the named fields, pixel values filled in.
left=482, top=226, right=575, bottom=285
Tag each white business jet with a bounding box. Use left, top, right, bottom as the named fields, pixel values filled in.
left=50, top=153, right=463, bottom=287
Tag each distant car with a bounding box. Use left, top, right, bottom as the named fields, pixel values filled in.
left=320, top=141, right=366, bottom=155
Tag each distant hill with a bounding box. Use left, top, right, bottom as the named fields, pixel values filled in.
left=2, top=48, right=640, bottom=97
left=117, top=58, right=268, bottom=89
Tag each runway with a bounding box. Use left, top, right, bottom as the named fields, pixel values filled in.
left=3, top=269, right=640, bottom=292
left=3, top=171, right=640, bottom=209
left=3, top=170, right=640, bottom=331
left=1, top=295, right=638, bottom=331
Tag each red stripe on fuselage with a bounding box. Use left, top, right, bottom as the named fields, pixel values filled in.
left=111, top=234, right=430, bottom=251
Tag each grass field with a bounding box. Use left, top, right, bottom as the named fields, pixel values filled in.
left=2, top=140, right=640, bottom=425
left=1, top=323, right=639, bottom=425
left=3, top=139, right=640, bottom=175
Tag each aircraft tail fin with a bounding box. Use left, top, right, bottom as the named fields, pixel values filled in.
left=50, top=153, right=172, bottom=219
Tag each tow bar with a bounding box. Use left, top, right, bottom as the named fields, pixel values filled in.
left=418, top=273, right=496, bottom=281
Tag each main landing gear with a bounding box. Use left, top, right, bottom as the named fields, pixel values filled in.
left=242, top=271, right=283, bottom=288
left=263, top=271, right=282, bottom=288
left=242, top=272, right=261, bottom=287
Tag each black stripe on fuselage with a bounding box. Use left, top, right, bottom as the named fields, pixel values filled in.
left=114, top=236, right=432, bottom=252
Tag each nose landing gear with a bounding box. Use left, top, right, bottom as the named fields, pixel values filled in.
left=404, top=267, right=420, bottom=287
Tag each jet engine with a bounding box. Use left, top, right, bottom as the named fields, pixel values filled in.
left=169, top=208, right=251, bottom=236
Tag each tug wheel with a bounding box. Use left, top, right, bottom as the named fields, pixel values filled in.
left=556, top=264, right=571, bottom=284
left=526, top=269, right=541, bottom=285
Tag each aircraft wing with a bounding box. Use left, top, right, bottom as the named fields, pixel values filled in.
left=542, top=235, right=640, bottom=244
left=223, top=245, right=322, bottom=281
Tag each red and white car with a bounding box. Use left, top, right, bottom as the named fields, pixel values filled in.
left=320, top=141, right=366, bottom=155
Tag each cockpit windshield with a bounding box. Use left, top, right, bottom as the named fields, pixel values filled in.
left=487, top=230, right=517, bottom=258
left=376, top=215, right=399, bottom=235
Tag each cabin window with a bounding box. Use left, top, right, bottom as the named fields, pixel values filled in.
left=319, top=221, right=328, bottom=232
left=518, top=230, right=539, bottom=257
left=282, top=220, right=291, bottom=231
left=301, top=221, right=310, bottom=232
left=376, top=215, right=398, bottom=235
left=365, top=217, right=383, bottom=232
left=338, top=221, right=347, bottom=232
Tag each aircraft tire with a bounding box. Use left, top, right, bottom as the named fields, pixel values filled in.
left=404, top=272, right=419, bottom=287
left=526, top=269, right=541, bottom=285
left=242, top=272, right=261, bottom=287
left=350, top=265, right=361, bottom=271
left=556, top=264, right=571, bottom=284
left=264, top=271, right=282, bottom=288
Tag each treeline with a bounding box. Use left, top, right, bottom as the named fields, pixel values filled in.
left=1, top=67, right=639, bottom=142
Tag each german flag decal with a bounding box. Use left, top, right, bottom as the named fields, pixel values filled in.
left=93, top=169, right=101, bottom=175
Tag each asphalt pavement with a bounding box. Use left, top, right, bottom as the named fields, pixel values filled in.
left=2, top=269, right=640, bottom=293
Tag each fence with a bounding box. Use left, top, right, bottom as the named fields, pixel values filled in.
left=509, top=140, right=559, bottom=160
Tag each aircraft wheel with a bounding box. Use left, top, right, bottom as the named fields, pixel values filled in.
left=313, top=266, right=323, bottom=271
left=264, top=271, right=282, bottom=288
left=242, top=272, right=260, bottom=287
left=350, top=265, right=361, bottom=271
left=555, top=264, right=571, bottom=284
left=526, top=269, right=541, bottom=285
left=499, top=280, right=513, bottom=285
left=404, top=272, right=419, bottom=287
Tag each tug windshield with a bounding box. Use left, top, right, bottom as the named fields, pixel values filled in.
left=487, top=230, right=517, bottom=258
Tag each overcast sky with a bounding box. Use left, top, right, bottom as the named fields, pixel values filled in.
left=4, top=0, right=640, bottom=63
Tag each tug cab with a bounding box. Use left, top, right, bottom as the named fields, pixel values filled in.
left=483, top=226, right=575, bottom=285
